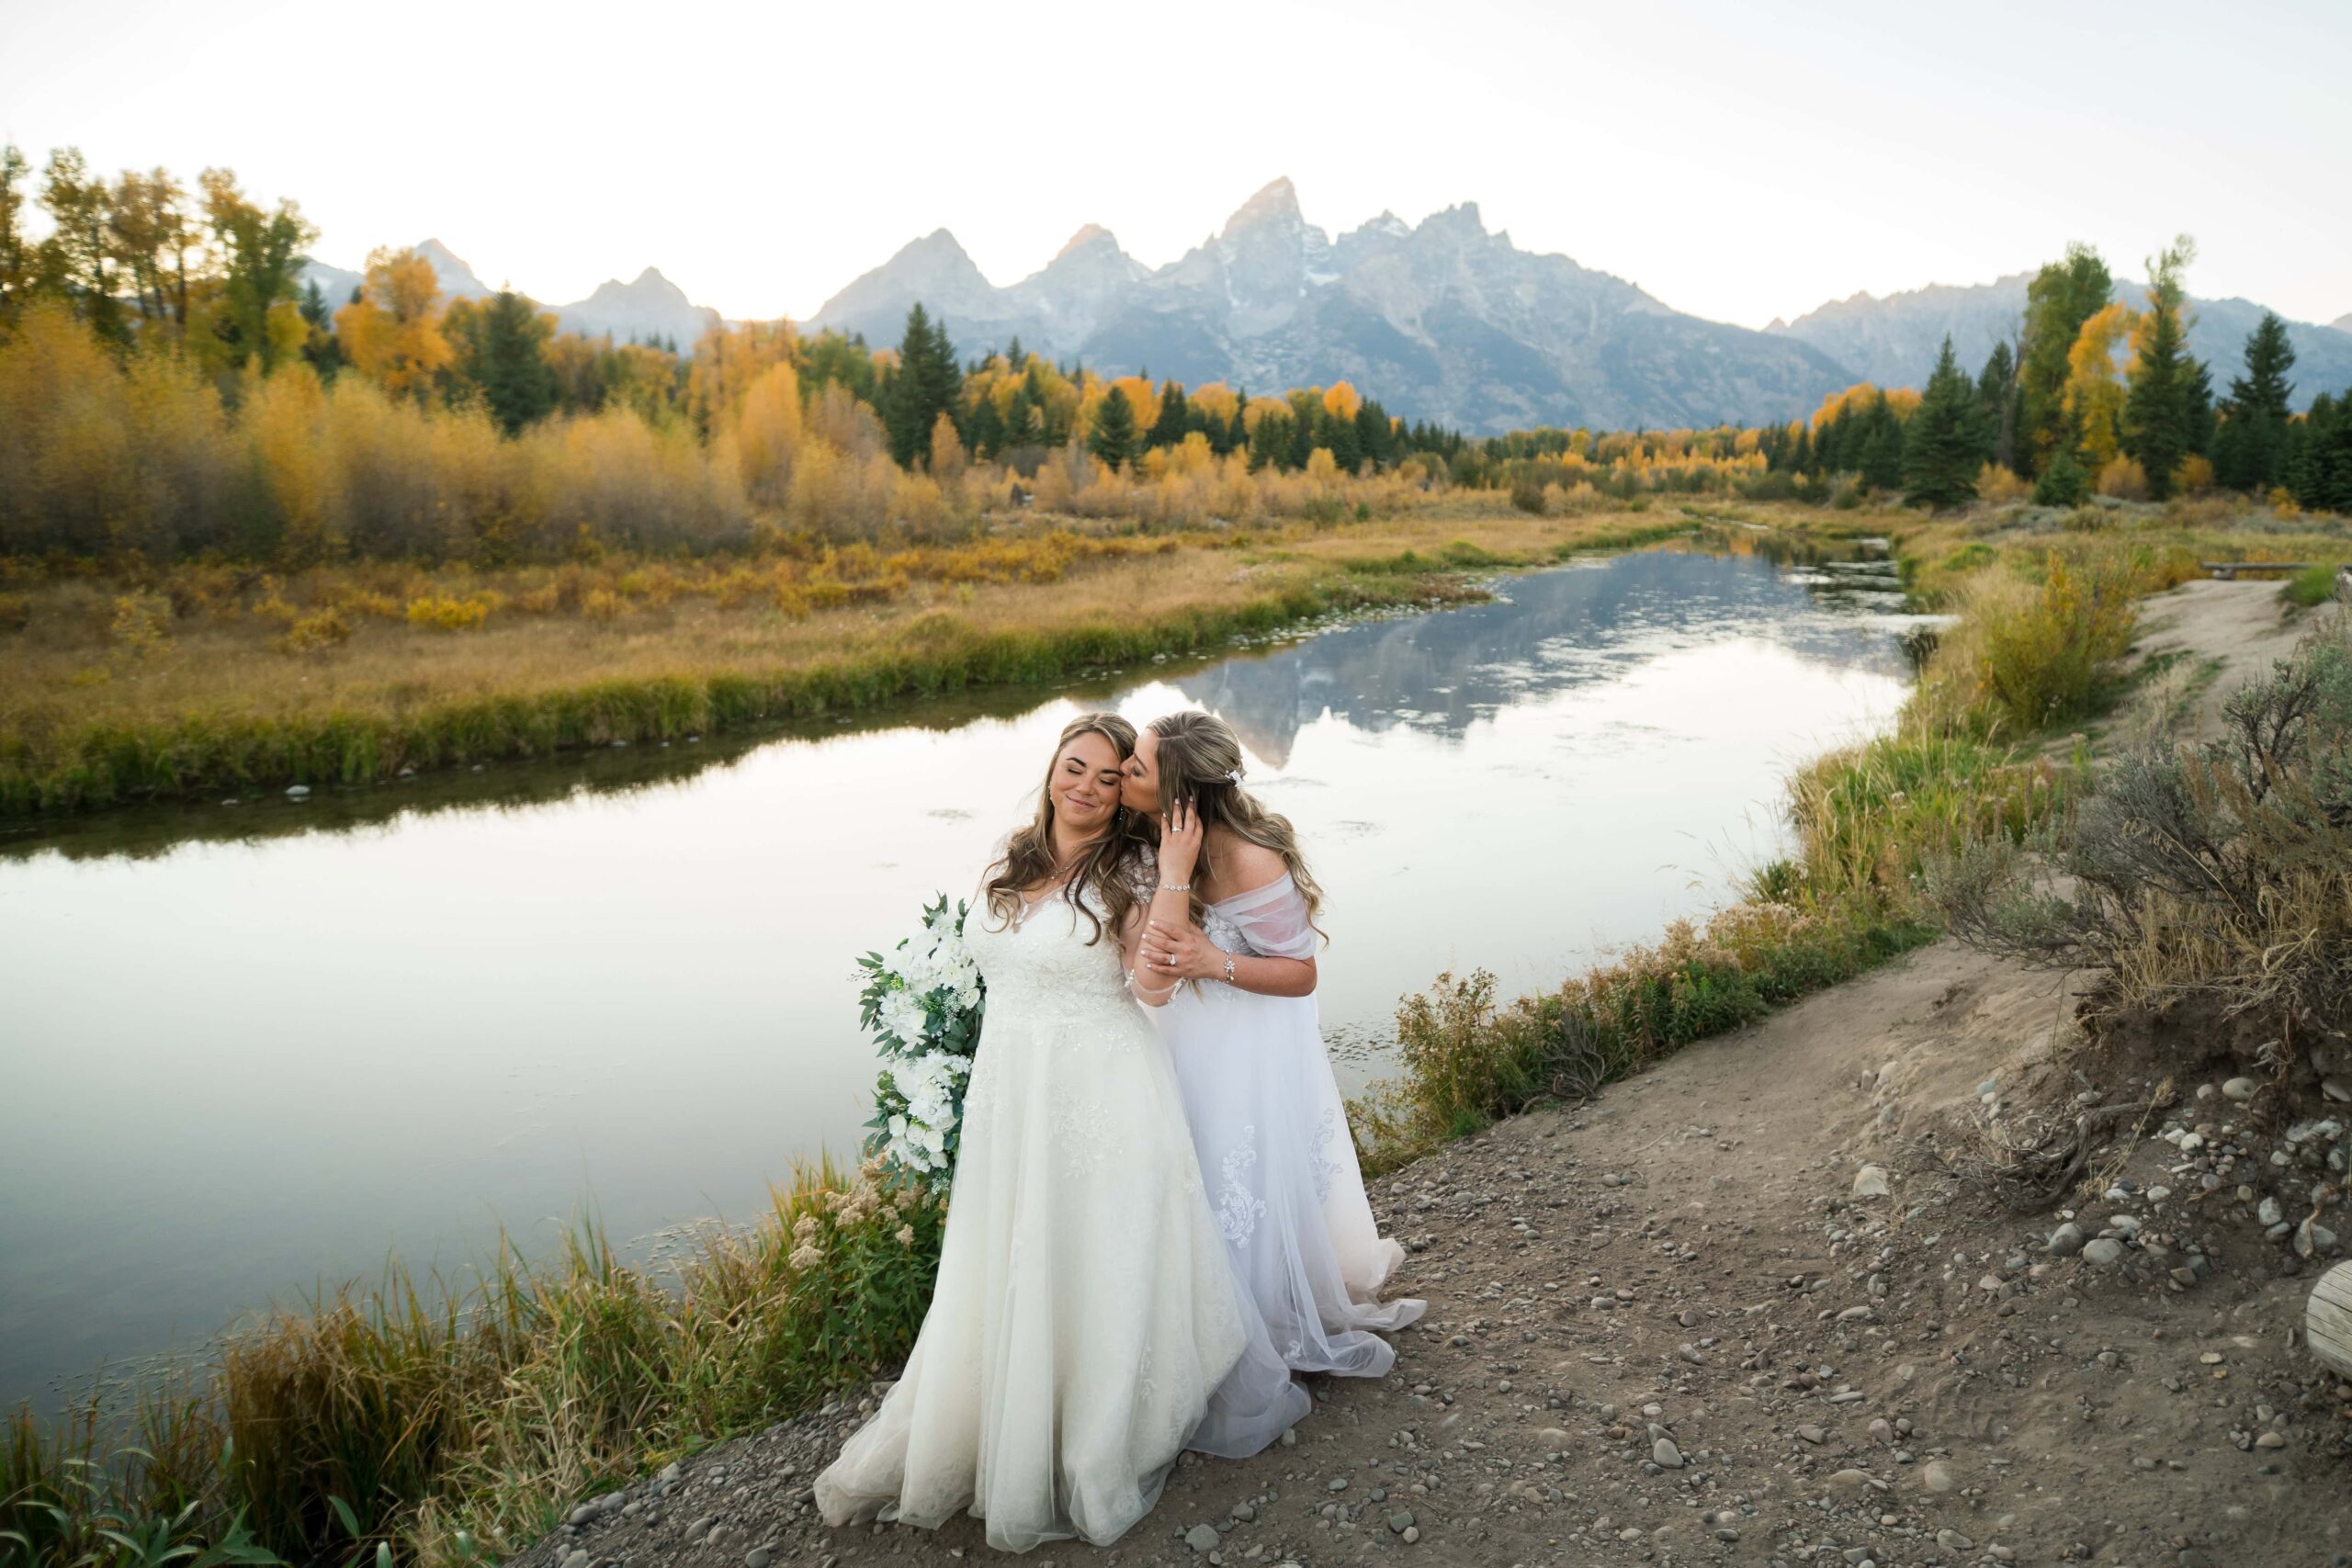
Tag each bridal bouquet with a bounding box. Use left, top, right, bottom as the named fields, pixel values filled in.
left=857, top=894, right=986, bottom=1183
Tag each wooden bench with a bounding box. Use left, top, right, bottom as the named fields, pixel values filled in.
left=2201, top=561, right=2312, bottom=581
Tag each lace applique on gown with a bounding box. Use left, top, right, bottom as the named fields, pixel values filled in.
left=1154, top=874, right=1426, bottom=1377
left=814, top=880, right=1308, bottom=1553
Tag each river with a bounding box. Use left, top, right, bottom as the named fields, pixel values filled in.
left=0, top=540, right=1924, bottom=1412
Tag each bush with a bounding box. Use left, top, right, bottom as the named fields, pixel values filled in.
left=2032, top=452, right=2089, bottom=507
left=1977, top=463, right=2031, bottom=504
left=2286, top=563, right=2345, bottom=609
left=1928, top=616, right=2352, bottom=1085
left=1914, top=551, right=2140, bottom=736
left=2095, top=456, right=2149, bottom=501
left=271, top=609, right=354, bottom=656
left=1508, top=475, right=1548, bottom=515
left=405, top=594, right=494, bottom=631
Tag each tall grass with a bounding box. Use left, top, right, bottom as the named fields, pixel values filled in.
left=2, top=1162, right=944, bottom=1568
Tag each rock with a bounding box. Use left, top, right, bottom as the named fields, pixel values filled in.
left=2260, top=1196, right=2285, bottom=1225
left=1837, top=1303, right=1873, bottom=1321
left=568, top=1506, right=595, bottom=1527
left=1653, top=1437, right=1685, bottom=1468
left=2048, top=1222, right=2086, bottom=1257
left=2256, top=1431, right=2288, bottom=1450
left=1921, top=1460, right=1959, bottom=1494
left=659, top=1462, right=682, bottom=1485
left=1826, top=1468, right=1877, bottom=1493
left=2324, top=1079, right=2351, bottom=1103
left=2223, top=1077, right=2258, bottom=1103
left=561, top=1554, right=587, bottom=1568
left=1796, top=1424, right=1827, bottom=1444
left=1185, top=1524, right=1221, bottom=1553
left=1937, top=1529, right=1975, bottom=1552
left=2083, top=1238, right=2126, bottom=1266
left=285, top=784, right=311, bottom=798
left=1229, top=1501, right=1256, bottom=1522
left=1852, top=1165, right=1892, bottom=1199
left=1402, top=1526, right=1420, bottom=1544
left=745, top=1550, right=772, bottom=1568
left=1328, top=1476, right=1349, bottom=1492
left=1388, top=1511, right=1417, bottom=1533
left=1537, top=1427, right=1570, bottom=1448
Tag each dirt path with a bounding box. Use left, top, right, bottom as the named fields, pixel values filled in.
left=515, top=941, right=2351, bottom=1568
left=2125, top=578, right=2317, bottom=741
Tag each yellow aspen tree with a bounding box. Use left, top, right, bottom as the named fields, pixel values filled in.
left=2064, top=302, right=2138, bottom=468
left=334, top=247, right=451, bottom=400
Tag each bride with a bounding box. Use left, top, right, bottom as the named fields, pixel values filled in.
left=815, top=713, right=1307, bottom=1553
left=1125, top=710, right=1425, bottom=1376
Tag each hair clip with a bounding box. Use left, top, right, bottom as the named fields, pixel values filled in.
left=1226, top=768, right=1243, bottom=784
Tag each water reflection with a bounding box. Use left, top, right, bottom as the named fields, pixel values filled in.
left=0, top=545, right=1915, bottom=1412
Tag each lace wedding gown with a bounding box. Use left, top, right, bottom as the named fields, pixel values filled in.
left=1151, top=874, right=1426, bottom=1376
left=814, top=884, right=1308, bottom=1553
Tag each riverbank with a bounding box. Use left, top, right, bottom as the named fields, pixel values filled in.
left=0, top=507, right=1743, bottom=816
left=6, top=503, right=2345, bottom=1568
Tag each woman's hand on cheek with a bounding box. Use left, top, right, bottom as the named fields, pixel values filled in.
left=1157, top=798, right=1204, bottom=881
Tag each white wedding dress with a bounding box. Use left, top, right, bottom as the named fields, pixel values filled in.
left=1150, top=874, right=1426, bottom=1376
left=815, top=882, right=1309, bottom=1553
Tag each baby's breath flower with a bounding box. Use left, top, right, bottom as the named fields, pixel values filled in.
left=788, top=1243, right=823, bottom=1271
left=895, top=1224, right=915, bottom=1247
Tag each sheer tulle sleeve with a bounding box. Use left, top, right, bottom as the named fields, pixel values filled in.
left=1216, top=874, right=1320, bottom=959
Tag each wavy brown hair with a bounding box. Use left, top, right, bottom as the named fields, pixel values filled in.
left=1147, top=710, right=1326, bottom=940
left=983, top=712, right=1147, bottom=946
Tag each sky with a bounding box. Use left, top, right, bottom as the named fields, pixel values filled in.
left=4, top=0, right=2347, bottom=332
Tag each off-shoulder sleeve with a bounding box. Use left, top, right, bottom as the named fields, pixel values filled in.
left=1217, top=873, right=1319, bottom=959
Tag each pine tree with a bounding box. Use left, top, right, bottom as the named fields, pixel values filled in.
left=2121, top=236, right=2204, bottom=500
left=2018, top=243, right=2112, bottom=476
left=2213, top=311, right=2297, bottom=493
left=1248, top=411, right=1289, bottom=472
left=1859, top=394, right=1905, bottom=491
left=1975, top=341, right=2019, bottom=471
left=885, top=302, right=962, bottom=468
left=1147, top=380, right=1190, bottom=448
left=462, top=290, right=559, bottom=435
left=1904, top=337, right=1982, bottom=508
left=2291, top=391, right=2352, bottom=513
left=1089, top=386, right=1138, bottom=470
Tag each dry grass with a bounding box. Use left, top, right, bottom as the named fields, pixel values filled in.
left=0, top=508, right=1731, bottom=814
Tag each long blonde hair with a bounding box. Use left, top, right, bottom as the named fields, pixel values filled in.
left=984, top=712, right=1146, bottom=946
left=1147, top=710, right=1325, bottom=940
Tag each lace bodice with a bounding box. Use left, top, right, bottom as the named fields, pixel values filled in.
left=1200, top=874, right=1319, bottom=964
left=967, top=886, right=1135, bottom=1015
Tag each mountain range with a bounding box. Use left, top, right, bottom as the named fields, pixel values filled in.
left=299, top=240, right=721, bottom=353
left=301, top=186, right=2352, bottom=433
left=1770, top=276, right=2352, bottom=413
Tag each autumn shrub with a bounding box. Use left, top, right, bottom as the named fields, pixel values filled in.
left=2033, top=453, right=2090, bottom=507
left=579, top=588, right=624, bottom=622
left=2095, top=456, right=2150, bottom=501
left=270, top=609, right=354, bottom=656
left=405, top=594, right=494, bottom=631
left=1913, top=551, right=2139, bottom=735
left=1976, top=463, right=2031, bottom=504
left=107, top=590, right=175, bottom=660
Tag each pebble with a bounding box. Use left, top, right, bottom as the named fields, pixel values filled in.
left=1402, top=1526, right=1421, bottom=1544
left=1796, top=1424, right=1827, bottom=1444
left=561, top=1554, right=587, bottom=1568
left=1852, top=1165, right=1892, bottom=1199
left=1388, top=1511, right=1416, bottom=1533
left=2049, top=1223, right=2085, bottom=1257
left=1653, top=1437, right=1684, bottom=1468
left=1921, top=1460, right=1959, bottom=1494
left=2222, top=1077, right=2257, bottom=1102
left=285, top=784, right=311, bottom=797
left=744, top=1549, right=772, bottom=1568
left=1185, top=1523, right=1221, bottom=1553
left=2083, top=1238, right=2126, bottom=1266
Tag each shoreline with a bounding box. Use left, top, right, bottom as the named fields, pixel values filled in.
left=9, top=501, right=2345, bottom=1568
left=0, top=511, right=1730, bottom=818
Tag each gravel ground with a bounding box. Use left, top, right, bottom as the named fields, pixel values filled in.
left=505, top=940, right=2352, bottom=1568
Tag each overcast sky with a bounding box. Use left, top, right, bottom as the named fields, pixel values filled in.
left=5, top=0, right=2346, bottom=331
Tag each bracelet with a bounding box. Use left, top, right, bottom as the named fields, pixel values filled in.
left=1222, top=953, right=1237, bottom=984
left=1159, top=880, right=1193, bottom=893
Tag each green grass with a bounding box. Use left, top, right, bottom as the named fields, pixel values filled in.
left=2286, top=561, right=2346, bottom=608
